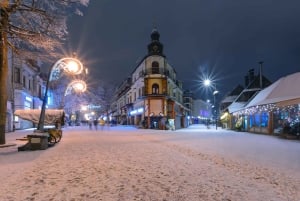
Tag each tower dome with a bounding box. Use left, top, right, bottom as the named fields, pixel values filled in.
left=147, top=28, right=164, bottom=56
left=151, top=28, right=160, bottom=41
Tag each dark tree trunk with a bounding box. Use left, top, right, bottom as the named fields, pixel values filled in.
left=0, top=7, right=9, bottom=144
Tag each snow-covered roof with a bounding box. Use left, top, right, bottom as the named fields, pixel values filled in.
left=246, top=72, right=300, bottom=108
left=228, top=102, right=247, bottom=113
left=221, top=95, right=238, bottom=103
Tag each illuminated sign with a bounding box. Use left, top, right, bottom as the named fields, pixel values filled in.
left=25, top=96, right=32, bottom=102
left=130, top=107, right=144, bottom=115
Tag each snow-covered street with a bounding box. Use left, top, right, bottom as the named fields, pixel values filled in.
left=1, top=125, right=300, bottom=201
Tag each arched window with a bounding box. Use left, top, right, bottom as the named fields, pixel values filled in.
left=152, top=83, right=159, bottom=94
left=151, top=61, right=159, bottom=74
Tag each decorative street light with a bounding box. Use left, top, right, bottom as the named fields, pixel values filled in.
left=64, top=80, right=87, bottom=96
left=204, top=79, right=219, bottom=130
left=37, top=57, right=84, bottom=132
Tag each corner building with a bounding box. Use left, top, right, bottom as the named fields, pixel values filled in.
left=113, top=28, right=189, bottom=129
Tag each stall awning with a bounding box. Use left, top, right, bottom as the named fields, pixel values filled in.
left=14, top=109, right=65, bottom=125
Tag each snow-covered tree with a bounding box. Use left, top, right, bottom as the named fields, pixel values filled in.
left=90, top=82, right=115, bottom=117
left=0, top=0, right=89, bottom=144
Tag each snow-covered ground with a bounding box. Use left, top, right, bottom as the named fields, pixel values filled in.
left=1, top=124, right=299, bottom=201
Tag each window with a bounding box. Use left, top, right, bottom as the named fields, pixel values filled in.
left=151, top=61, right=159, bottom=74
left=142, top=87, right=145, bottom=96
left=14, top=68, right=21, bottom=83
left=139, top=70, right=143, bottom=77
left=261, top=112, right=269, bottom=127
left=23, top=76, right=26, bottom=88
left=28, top=79, right=31, bottom=90
left=152, top=83, right=159, bottom=94
left=38, top=85, right=42, bottom=98
left=138, top=88, right=141, bottom=97
left=250, top=113, right=269, bottom=127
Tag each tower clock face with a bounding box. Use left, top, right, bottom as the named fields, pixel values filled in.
left=153, top=45, right=158, bottom=51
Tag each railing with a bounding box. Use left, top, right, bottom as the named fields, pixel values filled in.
left=143, top=68, right=168, bottom=76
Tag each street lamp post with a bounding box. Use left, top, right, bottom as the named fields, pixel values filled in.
left=36, top=57, right=84, bottom=132
left=204, top=79, right=219, bottom=130
left=213, top=87, right=219, bottom=130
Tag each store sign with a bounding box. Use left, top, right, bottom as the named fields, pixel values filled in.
left=25, top=96, right=32, bottom=102
left=130, top=107, right=144, bottom=115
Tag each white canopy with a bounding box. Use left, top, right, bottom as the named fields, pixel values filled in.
left=14, top=109, right=65, bottom=125
left=246, top=72, right=300, bottom=108
left=228, top=102, right=248, bottom=113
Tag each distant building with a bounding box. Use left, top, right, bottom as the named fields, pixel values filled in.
left=183, top=90, right=193, bottom=125
left=191, top=99, right=212, bottom=124
left=111, top=28, right=189, bottom=129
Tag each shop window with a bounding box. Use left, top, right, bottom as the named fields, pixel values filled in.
left=261, top=112, right=269, bottom=127
left=254, top=114, right=260, bottom=126
left=251, top=113, right=268, bottom=127
left=249, top=115, right=253, bottom=128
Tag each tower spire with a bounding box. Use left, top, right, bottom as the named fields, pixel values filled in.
left=147, top=24, right=165, bottom=57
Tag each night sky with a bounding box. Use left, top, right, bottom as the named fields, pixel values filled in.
left=67, top=0, right=300, bottom=99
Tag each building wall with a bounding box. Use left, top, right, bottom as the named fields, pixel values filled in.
left=191, top=99, right=212, bottom=124
left=7, top=52, right=45, bottom=131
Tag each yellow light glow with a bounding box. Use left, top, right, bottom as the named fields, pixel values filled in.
left=74, top=82, right=85, bottom=92
left=220, top=112, right=229, bottom=120
left=60, top=58, right=83, bottom=75
left=66, top=60, right=79, bottom=73
left=64, top=80, right=87, bottom=96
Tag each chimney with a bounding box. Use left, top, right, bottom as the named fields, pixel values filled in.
left=244, top=75, right=249, bottom=87
left=248, top=69, right=255, bottom=82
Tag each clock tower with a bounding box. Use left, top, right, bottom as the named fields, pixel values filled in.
left=147, top=28, right=164, bottom=56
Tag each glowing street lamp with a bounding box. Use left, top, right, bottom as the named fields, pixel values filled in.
left=64, top=80, right=87, bottom=96
left=37, top=57, right=84, bottom=132
left=203, top=79, right=219, bottom=130
left=204, top=79, right=211, bottom=87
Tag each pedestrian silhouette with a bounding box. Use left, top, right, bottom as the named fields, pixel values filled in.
left=88, top=119, right=92, bottom=130
left=99, top=118, right=105, bottom=131
left=93, top=119, right=98, bottom=130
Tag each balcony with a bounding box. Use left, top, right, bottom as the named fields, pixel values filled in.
left=144, top=68, right=168, bottom=76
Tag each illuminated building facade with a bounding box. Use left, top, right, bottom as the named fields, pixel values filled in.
left=112, top=28, right=189, bottom=129
left=3, top=50, right=52, bottom=131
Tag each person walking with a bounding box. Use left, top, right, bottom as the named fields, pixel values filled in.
left=88, top=119, right=92, bottom=130
left=99, top=118, right=105, bottom=131
left=93, top=119, right=98, bottom=130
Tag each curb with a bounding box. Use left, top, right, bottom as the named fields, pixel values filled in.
left=0, top=143, right=17, bottom=148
